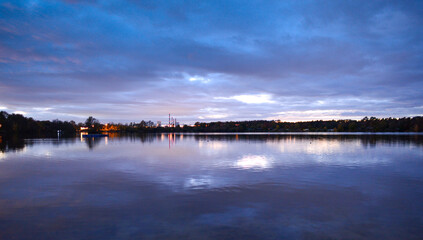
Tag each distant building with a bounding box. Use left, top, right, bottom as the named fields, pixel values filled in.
left=156, top=121, right=161, bottom=127
left=167, top=114, right=180, bottom=127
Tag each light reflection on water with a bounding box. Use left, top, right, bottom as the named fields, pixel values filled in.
left=0, top=133, right=423, bottom=239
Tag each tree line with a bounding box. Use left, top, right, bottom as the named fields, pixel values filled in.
left=1, top=111, right=422, bottom=137
left=0, top=111, right=78, bottom=137
left=187, top=117, right=423, bottom=132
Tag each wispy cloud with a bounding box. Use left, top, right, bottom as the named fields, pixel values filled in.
left=188, top=76, right=210, bottom=84
left=215, top=94, right=275, bottom=104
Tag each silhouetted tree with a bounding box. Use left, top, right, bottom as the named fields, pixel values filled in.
left=85, top=116, right=101, bottom=132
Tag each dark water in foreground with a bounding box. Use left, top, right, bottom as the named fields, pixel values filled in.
left=0, top=133, right=423, bottom=239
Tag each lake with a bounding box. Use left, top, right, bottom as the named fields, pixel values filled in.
left=0, top=133, right=423, bottom=239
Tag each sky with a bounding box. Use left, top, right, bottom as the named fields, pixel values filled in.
left=0, top=0, right=422, bottom=124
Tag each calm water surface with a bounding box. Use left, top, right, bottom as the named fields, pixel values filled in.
left=0, top=133, right=423, bottom=239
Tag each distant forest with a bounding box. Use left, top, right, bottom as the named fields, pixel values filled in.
left=0, top=111, right=422, bottom=137
left=0, top=111, right=78, bottom=137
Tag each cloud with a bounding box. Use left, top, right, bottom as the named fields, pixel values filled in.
left=268, top=110, right=363, bottom=122
left=13, top=111, right=27, bottom=115
left=197, top=107, right=230, bottom=121
left=188, top=76, right=210, bottom=84
left=198, top=114, right=228, bottom=120
left=0, top=0, right=422, bottom=123
left=215, top=94, right=275, bottom=104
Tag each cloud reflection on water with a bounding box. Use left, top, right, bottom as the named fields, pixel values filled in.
left=234, top=155, right=273, bottom=170
left=0, top=134, right=423, bottom=239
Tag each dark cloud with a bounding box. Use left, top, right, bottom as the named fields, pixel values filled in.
left=0, top=0, right=422, bottom=123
